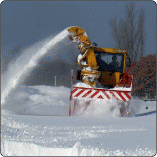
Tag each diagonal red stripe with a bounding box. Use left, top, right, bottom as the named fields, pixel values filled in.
left=71, top=88, right=78, bottom=95
left=116, top=91, right=126, bottom=101
left=123, top=92, right=131, bottom=100
left=90, top=90, right=99, bottom=98
left=98, top=95, right=104, bottom=99
left=82, top=90, right=92, bottom=98
left=74, top=89, right=85, bottom=97
left=102, top=91, right=111, bottom=99
left=110, top=91, right=119, bottom=100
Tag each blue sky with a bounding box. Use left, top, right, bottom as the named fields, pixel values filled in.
left=1, top=1, right=156, bottom=57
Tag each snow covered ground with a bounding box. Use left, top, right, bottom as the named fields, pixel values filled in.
left=1, top=85, right=156, bottom=156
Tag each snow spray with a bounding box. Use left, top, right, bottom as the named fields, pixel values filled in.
left=1, top=29, right=69, bottom=105
left=81, top=99, right=120, bottom=118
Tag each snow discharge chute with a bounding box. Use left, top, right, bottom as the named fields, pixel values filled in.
left=67, top=26, right=134, bottom=117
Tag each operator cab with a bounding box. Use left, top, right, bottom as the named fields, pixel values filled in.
left=95, top=52, right=124, bottom=73
left=95, top=50, right=126, bottom=88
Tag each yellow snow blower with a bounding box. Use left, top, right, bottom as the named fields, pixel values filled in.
left=68, top=26, right=134, bottom=117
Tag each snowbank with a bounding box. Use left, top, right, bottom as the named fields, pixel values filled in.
left=129, top=98, right=156, bottom=115
left=1, top=85, right=156, bottom=156
left=2, top=85, right=70, bottom=116
left=1, top=112, right=156, bottom=156
left=1, top=141, right=155, bottom=156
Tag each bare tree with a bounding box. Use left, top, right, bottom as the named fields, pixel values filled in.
left=109, top=2, right=145, bottom=63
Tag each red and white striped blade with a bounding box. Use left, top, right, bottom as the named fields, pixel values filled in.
left=71, top=87, right=131, bottom=101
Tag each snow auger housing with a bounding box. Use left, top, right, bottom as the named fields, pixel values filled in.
left=68, top=26, right=134, bottom=117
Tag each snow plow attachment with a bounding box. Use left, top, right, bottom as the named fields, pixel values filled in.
left=69, top=70, right=133, bottom=117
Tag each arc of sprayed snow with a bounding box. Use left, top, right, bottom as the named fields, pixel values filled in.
left=1, top=29, right=69, bottom=105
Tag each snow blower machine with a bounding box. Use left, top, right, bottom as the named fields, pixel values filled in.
left=68, top=26, right=134, bottom=117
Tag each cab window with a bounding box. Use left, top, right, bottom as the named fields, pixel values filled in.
left=95, top=52, right=124, bottom=72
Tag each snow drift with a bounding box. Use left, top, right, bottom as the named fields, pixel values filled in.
left=2, top=85, right=70, bottom=116
left=2, top=140, right=155, bottom=156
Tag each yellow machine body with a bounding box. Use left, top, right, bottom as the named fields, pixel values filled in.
left=68, top=26, right=128, bottom=88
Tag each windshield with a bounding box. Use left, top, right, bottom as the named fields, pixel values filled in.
left=95, top=52, right=124, bottom=72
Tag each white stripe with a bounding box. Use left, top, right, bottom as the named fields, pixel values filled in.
left=96, top=91, right=108, bottom=99
left=77, top=89, right=91, bottom=98
left=87, top=90, right=97, bottom=99
left=91, top=90, right=99, bottom=99
left=128, top=92, right=131, bottom=97
left=121, top=92, right=129, bottom=101
left=105, top=91, right=112, bottom=99
left=101, top=91, right=109, bottom=99
left=73, top=89, right=82, bottom=97
left=92, top=90, right=106, bottom=99
left=92, top=91, right=100, bottom=99
left=113, top=92, right=123, bottom=100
